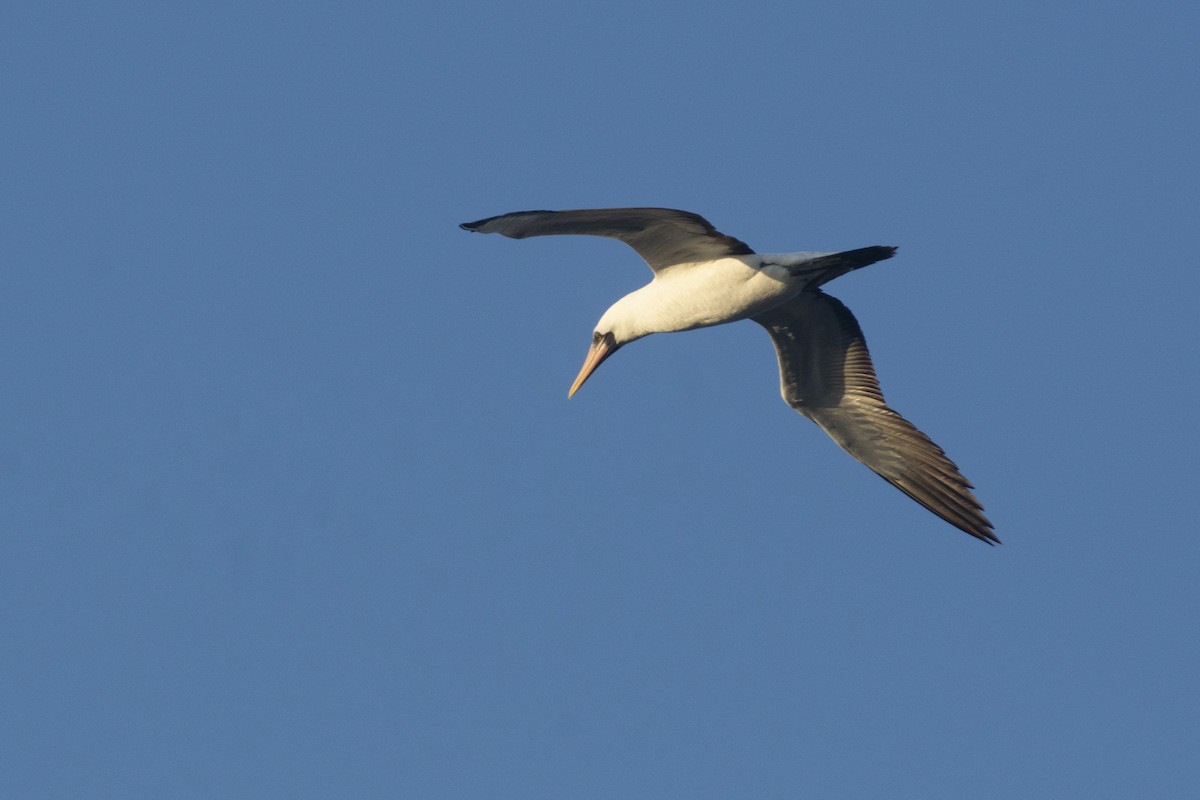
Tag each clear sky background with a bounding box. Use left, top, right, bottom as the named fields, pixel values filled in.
left=3, top=2, right=1198, bottom=798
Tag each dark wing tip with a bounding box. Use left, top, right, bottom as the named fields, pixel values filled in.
left=889, top=475, right=999, bottom=545
left=970, top=523, right=1001, bottom=545
left=459, top=210, right=559, bottom=236
left=944, top=502, right=1000, bottom=545
left=981, top=523, right=1001, bottom=545
left=459, top=217, right=490, bottom=232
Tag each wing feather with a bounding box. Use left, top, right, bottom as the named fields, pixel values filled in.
left=460, top=208, right=754, bottom=271
left=753, top=291, right=997, bottom=544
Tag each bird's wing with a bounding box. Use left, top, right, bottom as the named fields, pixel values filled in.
left=753, top=290, right=997, bottom=544
left=460, top=208, right=754, bottom=272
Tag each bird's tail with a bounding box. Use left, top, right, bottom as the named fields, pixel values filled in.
left=804, top=245, right=897, bottom=288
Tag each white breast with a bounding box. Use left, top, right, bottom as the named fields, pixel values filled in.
left=600, top=255, right=803, bottom=339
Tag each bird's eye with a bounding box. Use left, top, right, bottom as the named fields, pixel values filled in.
left=592, top=331, right=604, bottom=344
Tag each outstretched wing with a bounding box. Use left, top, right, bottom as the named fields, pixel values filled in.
left=460, top=208, right=754, bottom=272
left=753, top=290, right=997, bottom=544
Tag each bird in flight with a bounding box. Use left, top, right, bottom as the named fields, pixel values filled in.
left=461, top=208, right=996, bottom=544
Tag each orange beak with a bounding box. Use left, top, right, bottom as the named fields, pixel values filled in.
left=568, top=333, right=618, bottom=397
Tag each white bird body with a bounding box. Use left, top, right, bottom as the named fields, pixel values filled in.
left=598, top=253, right=823, bottom=341
left=461, top=207, right=997, bottom=544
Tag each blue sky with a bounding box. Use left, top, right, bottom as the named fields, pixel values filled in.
left=3, top=1, right=1198, bottom=797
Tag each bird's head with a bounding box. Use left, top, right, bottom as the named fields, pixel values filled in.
left=568, top=292, right=657, bottom=397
